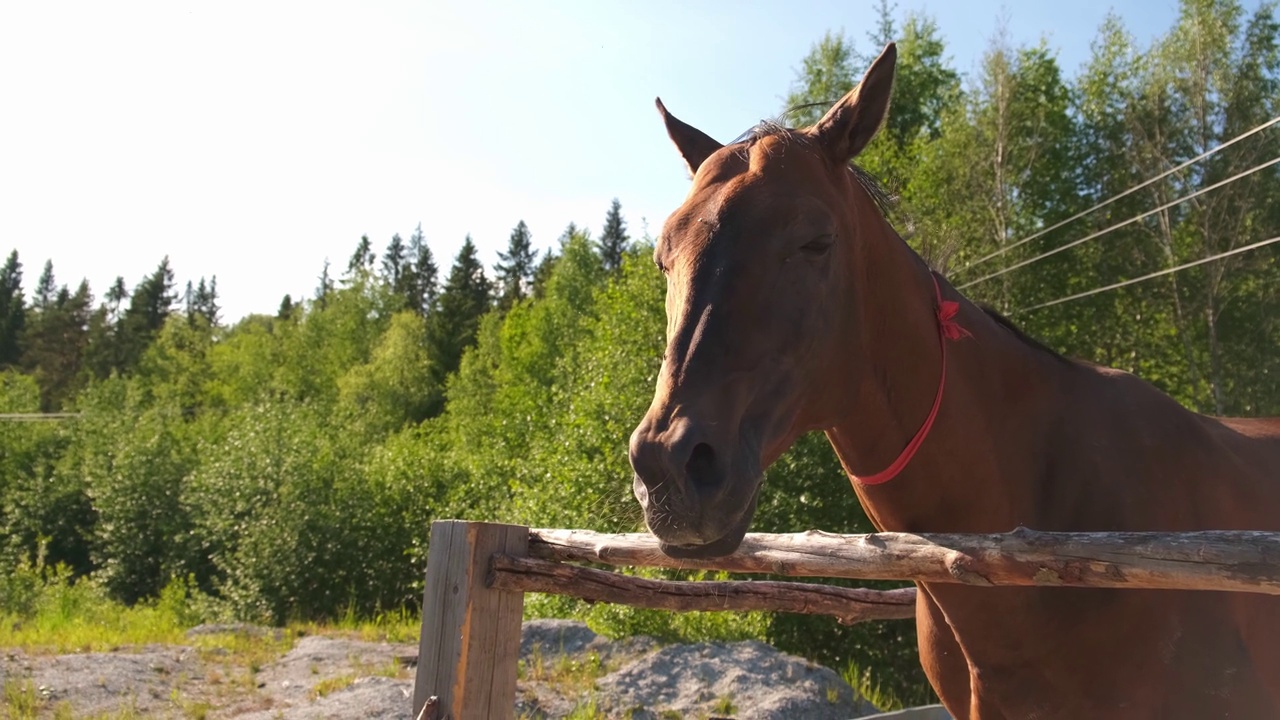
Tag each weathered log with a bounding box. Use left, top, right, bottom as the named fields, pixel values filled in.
left=488, top=554, right=917, bottom=624
left=528, top=527, right=1280, bottom=595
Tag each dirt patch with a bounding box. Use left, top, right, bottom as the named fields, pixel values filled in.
left=0, top=631, right=417, bottom=719
left=2, top=645, right=206, bottom=717
left=240, top=635, right=415, bottom=719
left=0, top=620, right=940, bottom=718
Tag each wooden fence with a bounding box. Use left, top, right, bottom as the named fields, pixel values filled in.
left=411, top=520, right=1280, bottom=719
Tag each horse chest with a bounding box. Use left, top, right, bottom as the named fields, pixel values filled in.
left=930, top=588, right=1272, bottom=719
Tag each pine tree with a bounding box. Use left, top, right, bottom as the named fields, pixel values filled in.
left=383, top=233, right=407, bottom=292
left=596, top=199, right=630, bottom=274
left=119, top=257, right=177, bottom=370
left=33, top=260, right=56, bottom=312
left=405, top=224, right=439, bottom=316
left=21, top=279, right=92, bottom=409
left=185, top=277, right=220, bottom=327
left=532, top=222, right=584, bottom=299
left=531, top=248, right=559, bottom=301
left=0, top=250, right=26, bottom=367
left=199, top=276, right=220, bottom=326
left=277, top=294, right=295, bottom=320
left=105, top=276, right=128, bottom=322
left=494, top=220, right=536, bottom=309
left=347, top=235, right=375, bottom=278
left=425, top=236, right=492, bottom=408
left=183, top=280, right=195, bottom=323
left=82, top=275, right=129, bottom=378
left=315, top=260, right=334, bottom=310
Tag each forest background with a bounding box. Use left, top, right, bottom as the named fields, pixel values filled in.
left=2, top=0, right=1278, bottom=706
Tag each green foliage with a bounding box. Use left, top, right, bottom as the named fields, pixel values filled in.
left=79, top=389, right=199, bottom=604
left=337, top=311, right=438, bottom=435
left=22, top=280, right=93, bottom=410
left=0, top=372, right=87, bottom=577
left=185, top=402, right=410, bottom=622
left=784, top=30, right=858, bottom=128
left=275, top=271, right=398, bottom=404
left=426, top=236, right=493, bottom=410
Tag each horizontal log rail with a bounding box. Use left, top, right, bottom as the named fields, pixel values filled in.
left=528, top=526, right=1280, bottom=595
left=489, top=554, right=917, bottom=624
left=416, top=520, right=1280, bottom=719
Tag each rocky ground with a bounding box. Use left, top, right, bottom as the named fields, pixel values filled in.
left=0, top=620, right=951, bottom=719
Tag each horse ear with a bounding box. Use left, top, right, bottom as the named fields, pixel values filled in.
left=655, top=97, right=723, bottom=176
left=810, top=42, right=896, bottom=162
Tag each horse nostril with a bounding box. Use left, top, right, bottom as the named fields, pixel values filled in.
left=685, top=442, right=718, bottom=491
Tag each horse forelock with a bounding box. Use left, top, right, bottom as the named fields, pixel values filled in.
left=731, top=118, right=895, bottom=218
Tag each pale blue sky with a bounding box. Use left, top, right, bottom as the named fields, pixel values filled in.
left=0, top=0, right=1224, bottom=322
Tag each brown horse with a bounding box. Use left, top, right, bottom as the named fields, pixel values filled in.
left=628, top=42, right=1280, bottom=719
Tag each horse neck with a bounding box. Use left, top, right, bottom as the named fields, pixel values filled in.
left=822, top=195, right=1064, bottom=533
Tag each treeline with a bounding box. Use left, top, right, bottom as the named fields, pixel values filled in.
left=0, top=197, right=632, bottom=416
left=1, top=0, right=1278, bottom=707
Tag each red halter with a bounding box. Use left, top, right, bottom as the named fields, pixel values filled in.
left=854, top=272, right=970, bottom=486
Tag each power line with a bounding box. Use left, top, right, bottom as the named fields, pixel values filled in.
left=1012, top=234, right=1280, bottom=315
left=0, top=413, right=80, bottom=421
left=957, top=113, right=1280, bottom=273
left=957, top=155, right=1280, bottom=291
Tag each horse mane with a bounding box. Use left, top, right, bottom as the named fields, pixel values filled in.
left=735, top=117, right=1070, bottom=365
left=976, top=305, right=1073, bottom=363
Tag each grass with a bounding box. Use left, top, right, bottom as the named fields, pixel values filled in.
left=311, top=656, right=406, bottom=698
left=0, top=575, right=191, bottom=654
left=2, top=679, right=39, bottom=720
left=710, top=693, right=736, bottom=716
left=518, top=646, right=610, bottom=695
left=517, top=646, right=615, bottom=720
left=844, top=660, right=904, bottom=712
left=564, top=697, right=607, bottom=719
left=292, top=604, right=421, bottom=645
left=169, top=688, right=212, bottom=720
left=312, top=673, right=358, bottom=698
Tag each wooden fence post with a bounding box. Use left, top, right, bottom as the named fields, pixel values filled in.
left=413, top=520, right=528, bottom=720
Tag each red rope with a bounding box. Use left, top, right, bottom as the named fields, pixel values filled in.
left=854, top=273, right=970, bottom=486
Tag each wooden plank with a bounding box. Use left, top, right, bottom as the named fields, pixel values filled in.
left=489, top=554, right=916, bottom=623
left=414, top=521, right=459, bottom=715
left=529, top=526, right=1280, bottom=595
left=414, top=521, right=529, bottom=720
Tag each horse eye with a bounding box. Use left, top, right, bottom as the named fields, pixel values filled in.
left=800, top=235, right=834, bottom=256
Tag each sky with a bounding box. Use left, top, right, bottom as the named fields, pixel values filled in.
left=0, top=0, right=1225, bottom=322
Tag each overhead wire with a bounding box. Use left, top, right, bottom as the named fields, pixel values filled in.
left=1011, top=234, right=1280, bottom=315
left=957, top=155, right=1280, bottom=290
left=956, top=113, right=1280, bottom=273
